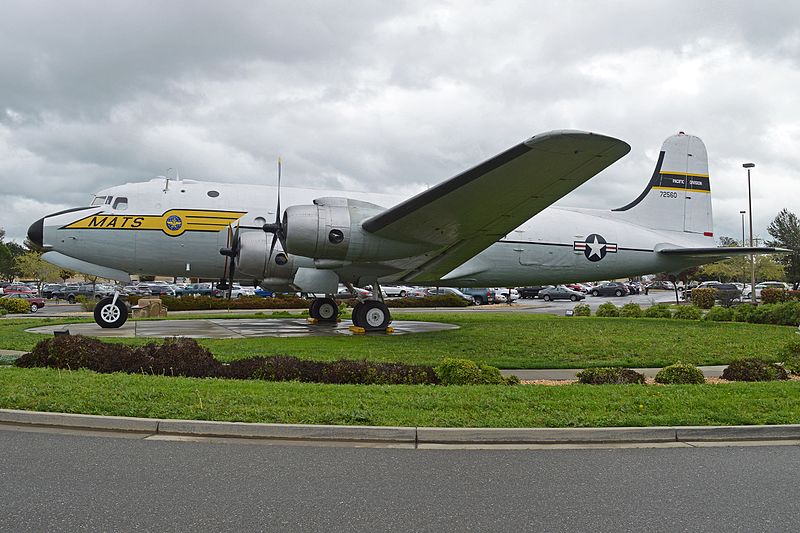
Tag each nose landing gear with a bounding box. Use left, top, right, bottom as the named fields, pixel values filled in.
left=94, top=292, right=128, bottom=328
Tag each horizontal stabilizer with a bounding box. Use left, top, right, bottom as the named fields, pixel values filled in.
left=657, top=246, right=791, bottom=259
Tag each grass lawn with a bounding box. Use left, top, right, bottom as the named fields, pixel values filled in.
left=2, top=312, right=797, bottom=369
left=3, top=367, right=800, bottom=427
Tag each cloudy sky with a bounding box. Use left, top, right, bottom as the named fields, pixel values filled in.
left=1, top=0, right=798, bottom=244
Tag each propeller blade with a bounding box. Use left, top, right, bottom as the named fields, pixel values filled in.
left=275, top=157, right=281, bottom=226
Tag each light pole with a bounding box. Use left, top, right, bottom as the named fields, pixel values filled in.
left=743, top=163, right=756, bottom=302
left=740, top=210, right=747, bottom=282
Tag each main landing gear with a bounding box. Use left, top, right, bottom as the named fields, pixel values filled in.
left=350, top=281, right=392, bottom=332
left=308, top=297, right=339, bottom=321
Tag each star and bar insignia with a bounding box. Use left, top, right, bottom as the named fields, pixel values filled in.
left=573, top=233, right=618, bottom=262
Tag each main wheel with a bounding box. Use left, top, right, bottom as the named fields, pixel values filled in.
left=355, top=301, right=391, bottom=331
left=351, top=302, right=364, bottom=328
left=543, top=294, right=551, bottom=301
left=94, top=297, right=128, bottom=328
left=310, top=297, right=339, bottom=321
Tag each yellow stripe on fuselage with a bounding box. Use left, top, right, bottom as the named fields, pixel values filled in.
left=62, top=209, right=246, bottom=237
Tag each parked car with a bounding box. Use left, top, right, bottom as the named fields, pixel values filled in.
left=254, top=287, right=274, bottom=298
left=1, top=293, right=46, bottom=312
left=2, top=283, right=36, bottom=296
left=230, top=285, right=256, bottom=298
left=644, top=280, right=675, bottom=294
left=590, top=282, right=629, bottom=297
left=380, top=285, right=415, bottom=298
left=517, top=286, right=545, bottom=299
left=52, top=283, right=114, bottom=303
left=184, top=283, right=223, bottom=297
left=458, top=288, right=497, bottom=305
left=742, top=281, right=790, bottom=300
left=494, top=288, right=519, bottom=302
left=41, top=284, right=65, bottom=298
left=539, top=286, right=585, bottom=302
left=419, top=287, right=476, bottom=304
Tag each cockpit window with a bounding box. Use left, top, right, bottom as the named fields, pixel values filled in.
left=91, top=196, right=107, bottom=206
left=105, top=196, right=113, bottom=204
left=113, top=197, right=128, bottom=210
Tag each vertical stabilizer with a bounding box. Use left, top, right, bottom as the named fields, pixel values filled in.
left=612, top=133, right=712, bottom=236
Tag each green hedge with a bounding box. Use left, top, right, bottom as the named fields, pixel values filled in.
left=655, top=362, right=705, bottom=384
left=691, top=288, right=717, bottom=309
left=0, top=298, right=30, bottom=314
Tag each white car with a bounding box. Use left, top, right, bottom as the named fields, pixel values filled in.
left=380, top=285, right=415, bottom=298
left=494, top=288, right=519, bottom=302
left=742, top=281, right=789, bottom=300
left=230, top=285, right=257, bottom=298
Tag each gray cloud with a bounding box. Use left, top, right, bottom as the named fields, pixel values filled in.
left=1, top=0, right=798, bottom=244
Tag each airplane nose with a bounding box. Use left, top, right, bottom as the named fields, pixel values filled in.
left=27, top=218, right=44, bottom=248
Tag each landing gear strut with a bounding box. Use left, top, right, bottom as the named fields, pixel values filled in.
left=350, top=280, right=392, bottom=332
left=309, top=297, right=339, bottom=322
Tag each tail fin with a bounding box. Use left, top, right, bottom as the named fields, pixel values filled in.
left=612, top=133, right=713, bottom=237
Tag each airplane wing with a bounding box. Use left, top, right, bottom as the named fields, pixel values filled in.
left=360, top=130, right=630, bottom=283
left=658, top=246, right=792, bottom=261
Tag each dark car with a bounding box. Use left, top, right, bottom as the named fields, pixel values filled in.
left=2, top=293, right=46, bottom=312
left=538, top=286, right=585, bottom=302
left=458, top=288, right=497, bottom=305
left=517, top=286, right=545, bottom=299
left=590, top=282, right=629, bottom=297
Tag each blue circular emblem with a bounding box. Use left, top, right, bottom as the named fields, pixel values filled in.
left=166, top=215, right=183, bottom=231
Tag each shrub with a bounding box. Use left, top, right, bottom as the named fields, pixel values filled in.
left=595, top=302, right=619, bottom=317
left=778, top=339, right=800, bottom=375
left=619, top=303, right=643, bottom=318
left=761, top=288, right=788, bottom=304
left=733, top=303, right=758, bottom=323
left=691, top=288, right=717, bottom=309
left=672, top=305, right=702, bottom=320
left=721, top=358, right=789, bottom=382
left=16, top=335, right=439, bottom=385
left=788, top=290, right=800, bottom=301
left=0, top=298, right=30, bottom=314
left=572, top=303, right=591, bottom=316
left=644, top=304, right=673, bottom=319
left=576, top=367, right=645, bottom=385
left=0, top=308, right=6, bottom=316
left=703, top=306, right=734, bottom=322
left=434, top=358, right=516, bottom=385
left=655, top=362, right=705, bottom=384
left=76, top=295, right=95, bottom=311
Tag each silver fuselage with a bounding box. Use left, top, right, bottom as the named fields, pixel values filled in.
left=37, top=177, right=712, bottom=288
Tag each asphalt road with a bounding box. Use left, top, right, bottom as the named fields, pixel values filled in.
left=2, top=427, right=799, bottom=532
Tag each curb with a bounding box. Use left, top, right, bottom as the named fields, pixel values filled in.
left=4, top=409, right=800, bottom=445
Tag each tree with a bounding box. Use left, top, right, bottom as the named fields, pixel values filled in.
left=0, top=244, right=15, bottom=282
left=16, top=252, right=61, bottom=292
left=766, top=209, right=800, bottom=289
left=59, top=269, right=75, bottom=283
left=696, top=236, right=785, bottom=283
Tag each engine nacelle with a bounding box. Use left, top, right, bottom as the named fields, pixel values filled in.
left=283, top=197, right=431, bottom=262
left=236, top=231, right=295, bottom=281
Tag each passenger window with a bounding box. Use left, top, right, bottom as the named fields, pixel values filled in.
left=91, top=196, right=106, bottom=206
left=207, top=190, right=220, bottom=198
left=113, top=197, right=128, bottom=210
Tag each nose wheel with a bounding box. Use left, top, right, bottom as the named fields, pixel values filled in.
left=94, top=294, right=128, bottom=328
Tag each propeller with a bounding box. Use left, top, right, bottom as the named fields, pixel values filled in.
left=218, top=222, right=240, bottom=297
left=262, top=157, right=287, bottom=262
